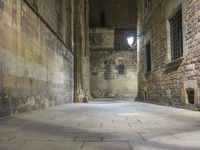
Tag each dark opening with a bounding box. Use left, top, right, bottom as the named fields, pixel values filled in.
left=146, top=42, right=152, bottom=72
left=100, top=11, right=106, bottom=27
left=144, top=91, right=147, bottom=99
left=186, top=88, right=195, bottom=104
left=118, top=65, right=125, bottom=75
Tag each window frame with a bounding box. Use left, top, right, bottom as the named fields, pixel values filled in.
left=169, top=8, right=183, bottom=61
left=165, top=2, right=187, bottom=65
left=145, top=42, right=152, bottom=73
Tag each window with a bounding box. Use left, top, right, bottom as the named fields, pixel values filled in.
left=146, top=42, right=151, bottom=72
left=170, top=9, right=183, bottom=60
left=118, top=65, right=125, bottom=75
left=100, top=11, right=106, bottom=27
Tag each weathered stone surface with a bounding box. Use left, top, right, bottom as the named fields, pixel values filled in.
left=0, top=0, right=74, bottom=116
left=89, top=27, right=137, bottom=99
left=137, top=0, right=200, bottom=108
left=89, top=28, right=114, bottom=50
left=90, top=50, right=137, bottom=98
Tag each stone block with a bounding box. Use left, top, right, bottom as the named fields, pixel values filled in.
left=43, top=99, right=49, bottom=109
left=90, top=50, right=137, bottom=98
left=49, top=101, right=55, bottom=108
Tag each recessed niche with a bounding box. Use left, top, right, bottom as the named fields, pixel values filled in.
left=144, top=91, right=147, bottom=100
left=186, top=88, right=195, bottom=104
left=183, top=80, right=198, bottom=106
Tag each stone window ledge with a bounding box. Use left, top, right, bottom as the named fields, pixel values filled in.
left=144, top=71, right=152, bottom=77
left=164, top=57, right=184, bottom=74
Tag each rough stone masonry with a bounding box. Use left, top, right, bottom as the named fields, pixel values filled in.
left=89, top=27, right=138, bottom=99
left=0, top=0, right=75, bottom=116
left=137, top=0, right=200, bottom=109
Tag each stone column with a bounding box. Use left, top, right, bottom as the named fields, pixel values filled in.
left=73, top=0, right=90, bottom=103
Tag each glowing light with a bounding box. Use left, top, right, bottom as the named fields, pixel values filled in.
left=127, top=36, right=134, bottom=47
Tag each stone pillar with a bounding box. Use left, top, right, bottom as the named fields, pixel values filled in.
left=73, top=0, right=91, bottom=103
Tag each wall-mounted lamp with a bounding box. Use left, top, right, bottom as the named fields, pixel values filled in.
left=127, top=36, right=137, bottom=50
left=127, top=36, right=134, bottom=47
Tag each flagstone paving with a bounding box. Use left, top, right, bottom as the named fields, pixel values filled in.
left=0, top=101, right=200, bottom=150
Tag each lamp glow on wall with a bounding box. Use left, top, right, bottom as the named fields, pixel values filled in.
left=127, top=36, right=134, bottom=46
left=127, top=36, right=136, bottom=50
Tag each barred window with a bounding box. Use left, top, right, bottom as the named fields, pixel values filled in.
left=170, top=9, right=183, bottom=60
left=118, top=65, right=125, bottom=75
left=146, top=42, right=151, bottom=72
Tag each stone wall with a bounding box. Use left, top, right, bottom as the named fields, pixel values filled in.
left=89, top=28, right=114, bottom=50
left=90, top=50, right=137, bottom=98
left=90, top=29, right=137, bottom=98
left=0, top=0, right=74, bottom=116
left=137, top=0, right=200, bottom=109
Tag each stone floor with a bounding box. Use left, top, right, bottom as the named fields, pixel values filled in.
left=1, top=101, right=200, bottom=150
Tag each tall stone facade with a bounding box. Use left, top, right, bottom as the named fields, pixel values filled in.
left=90, top=29, right=138, bottom=99
left=137, top=0, right=200, bottom=109
left=0, top=0, right=84, bottom=117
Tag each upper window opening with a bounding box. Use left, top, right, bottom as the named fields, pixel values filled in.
left=170, top=8, right=183, bottom=60
left=100, top=11, right=106, bottom=27
left=146, top=42, right=152, bottom=72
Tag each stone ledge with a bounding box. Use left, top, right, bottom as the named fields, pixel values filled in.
left=163, top=57, right=184, bottom=74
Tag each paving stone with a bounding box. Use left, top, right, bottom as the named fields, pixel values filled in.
left=17, top=141, right=83, bottom=150
left=82, top=142, right=131, bottom=150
